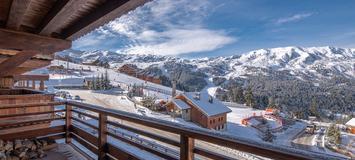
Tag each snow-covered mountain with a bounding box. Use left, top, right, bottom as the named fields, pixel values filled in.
left=56, top=46, right=355, bottom=82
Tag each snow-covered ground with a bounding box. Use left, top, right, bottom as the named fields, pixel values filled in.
left=27, top=60, right=347, bottom=159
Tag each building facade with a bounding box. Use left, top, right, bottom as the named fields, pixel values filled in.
left=163, top=92, right=232, bottom=131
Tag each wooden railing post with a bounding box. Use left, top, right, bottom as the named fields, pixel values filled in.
left=180, top=134, right=194, bottom=160
left=66, top=104, right=72, bottom=143
left=98, top=113, right=107, bottom=160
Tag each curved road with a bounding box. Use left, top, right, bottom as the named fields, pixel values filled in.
left=62, top=89, right=247, bottom=160
left=291, top=126, right=327, bottom=153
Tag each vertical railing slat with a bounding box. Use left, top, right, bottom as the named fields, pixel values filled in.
left=98, top=113, right=108, bottom=160
left=66, top=104, right=72, bottom=143
left=180, top=134, right=194, bottom=160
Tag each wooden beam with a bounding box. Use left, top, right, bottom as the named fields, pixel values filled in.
left=0, top=57, right=51, bottom=69
left=0, top=125, right=65, bottom=141
left=98, top=114, right=107, bottom=160
left=0, top=50, right=38, bottom=78
left=6, top=0, right=32, bottom=31
left=62, top=0, right=151, bottom=40
left=0, top=50, right=55, bottom=60
left=37, top=0, right=90, bottom=36
left=66, top=104, right=72, bottom=143
left=13, top=74, right=50, bottom=81
left=0, top=28, right=71, bottom=52
left=180, top=134, right=194, bottom=160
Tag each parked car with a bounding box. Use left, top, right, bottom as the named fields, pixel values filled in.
left=74, top=95, right=81, bottom=100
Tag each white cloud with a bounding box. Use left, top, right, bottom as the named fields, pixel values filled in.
left=275, top=13, right=312, bottom=25
left=87, top=0, right=236, bottom=56
left=116, top=29, right=236, bottom=56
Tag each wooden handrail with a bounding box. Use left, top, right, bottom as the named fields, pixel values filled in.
left=0, top=109, right=65, bottom=118
left=0, top=101, right=65, bottom=109
left=0, top=101, right=345, bottom=160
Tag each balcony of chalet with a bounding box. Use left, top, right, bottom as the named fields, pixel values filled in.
left=0, top=89, right=343, bottom=160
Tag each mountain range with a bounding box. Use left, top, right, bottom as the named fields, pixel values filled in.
left=56, top=46, right=355, bottom=84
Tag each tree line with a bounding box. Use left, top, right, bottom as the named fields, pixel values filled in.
left=89, top=70, right=110, bottom=90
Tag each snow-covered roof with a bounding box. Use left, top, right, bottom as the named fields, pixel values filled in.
left=84, top=77, right=93, bottom=82
left=172, top=99, right=191, bottom=110
left=180, top=92, right=232, bottom=117
left=153, top=76, right=160, bottom=79
left=346, top=118, right=355, bottom=127
left=147, top=74, right=154, bottom=77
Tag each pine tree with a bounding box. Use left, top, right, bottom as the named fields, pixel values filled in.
left=262, top=124, right=276, bottom=143
left=95, top=74, right=100, bottom=90
left=268, top=95, right=276, bottom=109
left=334, top=126, right=342, bottom=147
left=245, top=86, right=254, bottom=107
left=221, top=93, right=227, bottom=101
left=228, top=86, right=233, bottom=101
left=261, top=94, right=269, bottom=109
left=103, top=70, right=110, bottom=90
left=310, top=98, right=317, bottom=116
left=100, top=73, right=104, bottom=90
left=235, top=84, right=245, bottom=104
left=89, top=75, right=95, bottom=90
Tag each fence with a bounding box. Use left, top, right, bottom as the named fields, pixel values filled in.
left=0, top=101, right=345, bottom=160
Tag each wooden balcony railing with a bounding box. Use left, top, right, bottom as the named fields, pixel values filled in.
left=0, top=101, right=344, bottom=160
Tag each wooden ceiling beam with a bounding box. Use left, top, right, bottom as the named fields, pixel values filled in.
left=0, top=28, right=71, bottom=52
left=13, top=74, right=49, bottom=81
left=0, top=50, right=38, bottom=78
left=0, top=49, right=54, bottom=60
left=62, top=0, right=151, bottom=41
left=36, top=0, right=90, bottom=36
left=0, top=56, right=51, bottom=68
left=6, top=0, right=32, bottom=31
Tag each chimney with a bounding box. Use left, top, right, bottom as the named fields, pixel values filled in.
left=195, top=93, right=200, bottom=100
left=209, top=96, right=213, bottom=103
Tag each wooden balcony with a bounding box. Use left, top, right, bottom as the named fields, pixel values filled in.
left=0, top=101, right=343, bottom=160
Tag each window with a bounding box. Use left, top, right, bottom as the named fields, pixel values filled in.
left=218, top=118, right=220, bottom=121
left=202, top=114, right=205, bottom=118
left=217, top=126, right=220, bottom=130
left=222, top=124, right=224, bottom=129
left=186, top=110, right=188, bottom=113
left=210, top=120, right=212, bottom=124
left=213, top=119, right=215, bottom=123
left=221, top=117, right=223, bottom=121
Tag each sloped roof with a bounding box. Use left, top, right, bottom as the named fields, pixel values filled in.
left=180, top=92, right=232, bottom=117
left=173, top=99, right=191, bottom=110
left=147, top=74, right=155, bottom=77
left=84, top=77, right=93, bottom=82
left=153, top=76, right=160, bottom=79
left=346, top=118, right=355, bottom=127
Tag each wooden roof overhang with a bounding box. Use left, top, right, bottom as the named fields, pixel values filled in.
left=0, top=0, right=151, bottom=79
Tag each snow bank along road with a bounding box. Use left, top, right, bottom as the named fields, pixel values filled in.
left=62, top=89, right=248, bottom=160
left=291, top=126, right=327, bottom=153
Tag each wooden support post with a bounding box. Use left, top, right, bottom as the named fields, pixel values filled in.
left=180, top=134, right=194, bottom=160
left=26, top=80, right=29, bottom=87
left=66, top=104, right=72, bottom=143
left=32, top=80, right=35, bottom=89
left=40, top=81, right=44, bottom=91
left=98, top=114, right=107, bottom=160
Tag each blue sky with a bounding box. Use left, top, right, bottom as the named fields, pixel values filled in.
left=72, top=0, right=355, bottom=58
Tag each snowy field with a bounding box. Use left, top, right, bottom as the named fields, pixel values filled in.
left=25, top=60, right=348, bottom=159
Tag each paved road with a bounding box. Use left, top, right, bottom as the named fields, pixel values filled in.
left=291, top=126, right=327, bottom=153
left=62, top=89, right=247, bottom=160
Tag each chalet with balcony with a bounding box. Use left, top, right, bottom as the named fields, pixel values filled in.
left=103, top=62, right=110, bottom=69
left=82, top=59, right=100, bottom=66
left=83, top=77, right=93, bottom=86
left=118, top=64, right=137, bottom=76
left=163, top=92, right=232, bottom=131
left=346, top=118, right=355, bottom=134
left=152, top=75, right=162, bottom=84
